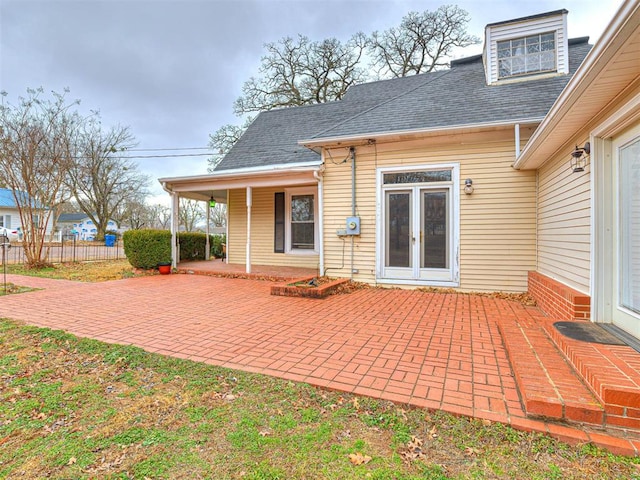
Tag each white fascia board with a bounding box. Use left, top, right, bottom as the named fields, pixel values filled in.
left=298, top=118, right=544, bottom=148
left=158, top=160, right=322, bottom=185
left=159, top=162, right=322, bottom=194
left=514, top=0, right=639, bottom=170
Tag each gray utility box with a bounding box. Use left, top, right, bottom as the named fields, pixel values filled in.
left=345, top=216, right=360, bottom=235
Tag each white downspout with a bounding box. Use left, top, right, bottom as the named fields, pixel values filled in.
left=514, top=124, right=521, bottom=159
left=314, top=167, right=324, bottom=276
left=246, top=186, right=252, bottom=274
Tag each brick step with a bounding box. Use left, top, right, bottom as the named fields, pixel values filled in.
left=496, top=315, right=605, bottom=426
left=542, top=319, right=640, bottom=432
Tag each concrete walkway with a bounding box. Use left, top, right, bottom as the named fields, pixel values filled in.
left=0, top=273, right=637, bottom=456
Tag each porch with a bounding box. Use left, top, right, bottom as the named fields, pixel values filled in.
left=176, top=259, right=318, bottom=281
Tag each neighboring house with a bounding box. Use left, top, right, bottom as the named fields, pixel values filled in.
left=160, top=3, right=640, bottom=342
left=0, top=189, right=21, bottom=235
left=0, top=188, right=53, bottom=238
left=57, top=213, right=119, bottom=241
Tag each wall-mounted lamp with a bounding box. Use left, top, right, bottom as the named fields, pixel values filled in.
left=464, top=178, right=474, bottom=195
left=209, top=197, right=216, bottom=208
left=570, top=142, right=590, bottom=173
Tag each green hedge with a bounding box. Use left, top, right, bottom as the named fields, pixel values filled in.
left=123, top=230, right=226, bottom=269
left=179, top=233, right=226, bottom=260
left=178, top=232, right=207, bottom=261
left=210, top=234, right=226, bottom=258
left=123, top=229, right=172, bottom=269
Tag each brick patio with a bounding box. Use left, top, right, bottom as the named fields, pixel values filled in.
left=1, top=272, right=639, bottom=456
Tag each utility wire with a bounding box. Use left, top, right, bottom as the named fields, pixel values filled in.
left=127, top=147, right=213, bottom=152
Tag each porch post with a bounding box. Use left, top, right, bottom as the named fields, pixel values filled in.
left=170, top=192, right=179, bottom=268
left=205, top=199, right=211, bottom=260
left=246, top=186, right=252, bottom=274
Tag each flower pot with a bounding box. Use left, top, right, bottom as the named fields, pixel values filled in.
left=157, top=262, right=172, bottom=275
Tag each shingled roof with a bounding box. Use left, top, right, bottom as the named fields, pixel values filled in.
left=214, top=38, right=591, bottom=172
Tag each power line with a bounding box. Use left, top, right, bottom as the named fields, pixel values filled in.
left=125, top=153, right=214, bottom=159
left=127, top=147, right=213, bottom=152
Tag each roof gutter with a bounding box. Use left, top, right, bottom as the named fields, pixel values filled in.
left=298, top=118, right=544, bottom=149
left=158, top=161, right=322, bottom=185
left=513, top=0, right=639, bottom=170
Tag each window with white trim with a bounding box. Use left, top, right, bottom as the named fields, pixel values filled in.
left=284, top=187, right=317, bottom=253
left=497, top=32, right=556, bottom=79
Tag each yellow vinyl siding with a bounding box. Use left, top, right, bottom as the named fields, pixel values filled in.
left=227, top=187, right=319, bottom=269
left=322, top=131, right=537, bottom=292
left=537, top=146, right=591, bottom=293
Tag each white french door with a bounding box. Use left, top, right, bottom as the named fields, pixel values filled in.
left=378, top=165, right=459, bottom=286
left=612, top=127, right=640, bottom=338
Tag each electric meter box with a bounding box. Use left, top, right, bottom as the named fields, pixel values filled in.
left=345, top=216, right=361, bottom=235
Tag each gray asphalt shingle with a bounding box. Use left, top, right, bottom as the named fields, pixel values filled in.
left=214, top=38, right=591, bottom=172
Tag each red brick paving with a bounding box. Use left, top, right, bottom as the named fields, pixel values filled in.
left=0, top=273, right=638, bottom=456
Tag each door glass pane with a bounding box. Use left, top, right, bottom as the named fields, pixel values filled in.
left=620, top=138, right=640, bottom=315
left=421, top=191, right=448, bottom=269
left=386, top=192, right=411, bottom=267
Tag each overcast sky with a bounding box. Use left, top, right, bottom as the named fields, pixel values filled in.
left=0, top=0, right=623, bottom=204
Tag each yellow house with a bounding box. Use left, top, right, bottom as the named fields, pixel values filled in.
left=160, top=3, right=640, bottom=342
left=514, top=0, right=640, bottom=343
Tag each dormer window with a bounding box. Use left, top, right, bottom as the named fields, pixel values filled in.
left=497, top=32, right=556, bottom=79
left=484, top=10, right=568, bottom=85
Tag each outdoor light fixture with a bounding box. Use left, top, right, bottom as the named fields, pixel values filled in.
left=464, top=178, right=474, bottom=195
left=209, top=196, right=216, bottom=208
left=570, top=142, right=590, bottom=173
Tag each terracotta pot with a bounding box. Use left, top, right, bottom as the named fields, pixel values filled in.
left=157, top=263, right=172, bottom=275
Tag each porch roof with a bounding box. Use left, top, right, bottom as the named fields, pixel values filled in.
left=514, top=0, right=640, bottom=170
left=158, top=162, right=322, bottom=203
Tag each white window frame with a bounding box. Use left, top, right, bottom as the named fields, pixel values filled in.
left=497, top=31, right=557, bottom=79
left=285, top=186, right=318, bottom=254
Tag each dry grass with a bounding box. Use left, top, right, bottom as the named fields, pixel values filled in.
left=5, top=260, right=151, bottom=282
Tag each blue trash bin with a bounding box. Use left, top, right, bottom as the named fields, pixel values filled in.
left=105, top=234, right=116, bottom=247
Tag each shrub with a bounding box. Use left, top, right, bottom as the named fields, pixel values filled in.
left=178, top=232, right=207, bottom=261
left=123, top=230, right=225, bottom=268
left=123, top=229, right=172, bottom=269
left=210, top=234, right=226, bottom=258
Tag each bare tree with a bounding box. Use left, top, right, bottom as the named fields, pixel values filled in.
left=115, top=194, right=152, bottom=230
left=234, top=33, right=368, bottom=115
left=208, top=203, right=227, bottom=228
left=368, top=5, right=479, bottom=77
left=179, top=198, right=204, bottom=232
left=207, top=119, right=252, bottom=172
left=0, top=88, right=80, bottom=267
left=68, top=119, right=150, bottom=240
left=149, top=204, right=171, bottom=230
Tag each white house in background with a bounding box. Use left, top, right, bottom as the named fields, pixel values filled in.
left=57, top=213, right=118, bottom=241
left=0, top=188, right=54, bottom=239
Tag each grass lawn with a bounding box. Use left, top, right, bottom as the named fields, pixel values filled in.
left=0, top=319, right=638, bottom=479
left=1, top=261, right=639, bottom=478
